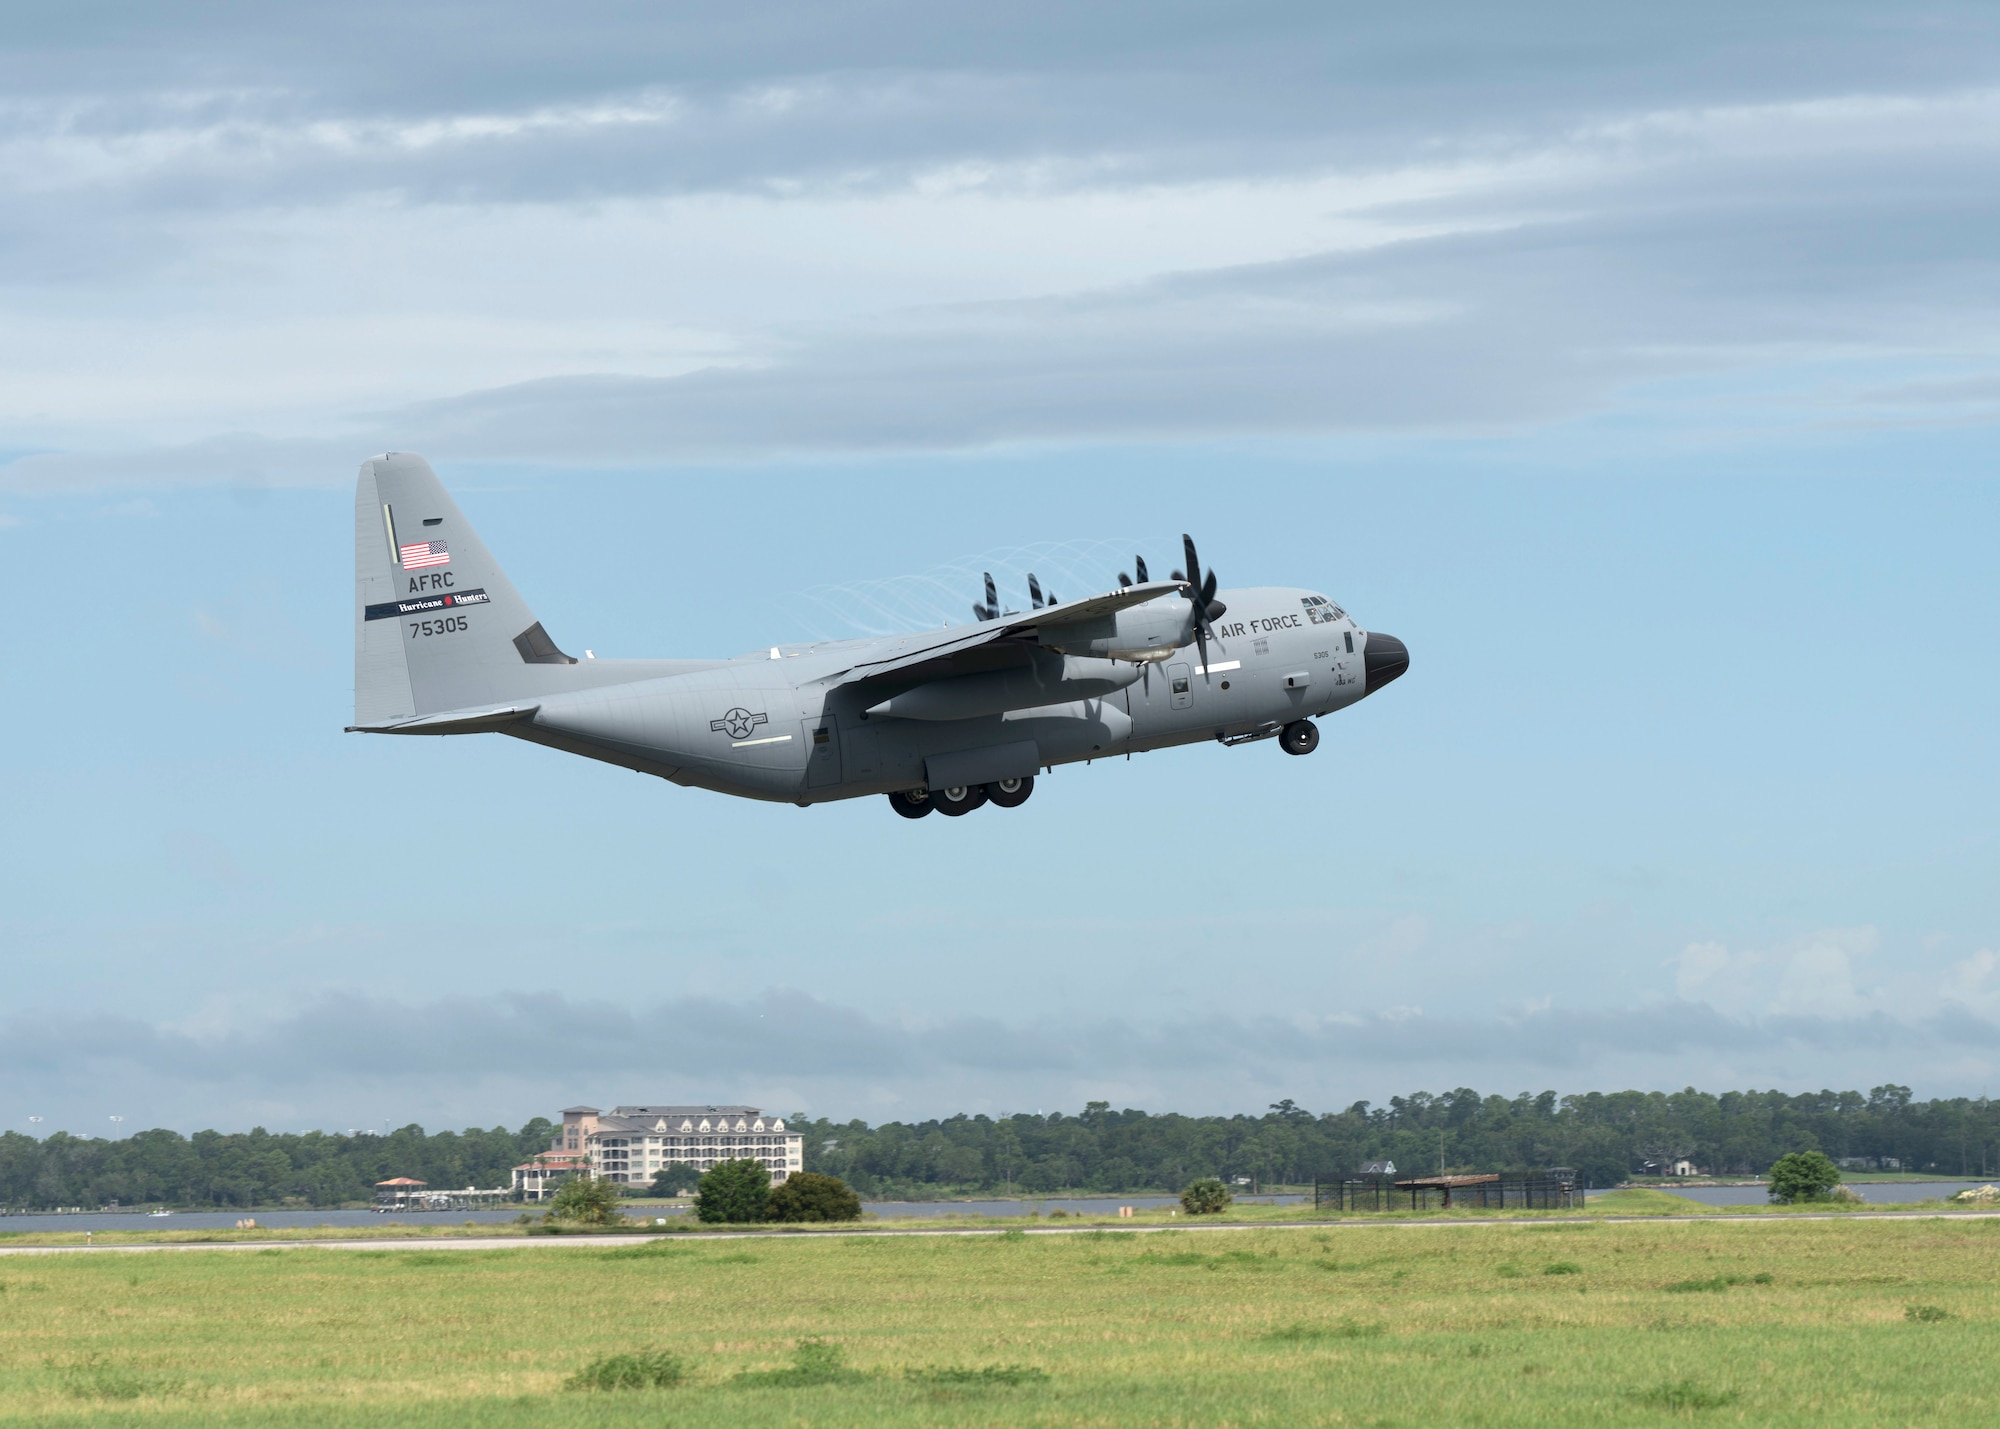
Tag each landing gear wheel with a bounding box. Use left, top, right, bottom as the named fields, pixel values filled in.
left=932, top=784, right=988, bottom=816
left=986, top=775, right=1034, bottom=809
left=1279, top=720, right=1320, bottom=756
left=888, top=789, right=933, bottom=819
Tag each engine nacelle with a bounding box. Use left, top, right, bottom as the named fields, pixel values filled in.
left=865, top=652, right=1142, bottom=722
left=1037, top=595, right=1194, bottom=663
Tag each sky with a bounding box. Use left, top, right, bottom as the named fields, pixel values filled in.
left=3, top=2, right=1998, bottom=1136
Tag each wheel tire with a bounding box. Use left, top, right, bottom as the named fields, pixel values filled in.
left=1279, top=720, right=1320, bottom=756
left=888, top=789, right=933, bottom=819
left=986, top=774, right=1034, bottom=809
left=933, top=784, right=986, bottom=816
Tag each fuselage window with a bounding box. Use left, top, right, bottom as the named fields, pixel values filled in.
left=1343, top=631, right=1354, bottom=653
left=1171, top=677, right=1190, bottom=694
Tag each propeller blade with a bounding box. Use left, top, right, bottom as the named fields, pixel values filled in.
left=1028, top=573, right=1044, bottom=608
left=1171, top=568, right=1185, bottom=583
left=1200, top=569, right=1218, bottom=605
left=1118, top=572, right=1133, bottom=588
left=1182, top=534, right=1201, bottom=592
left=1135, top=555, right=1148, bottom=583
left=971, top=571, right=1000, bottom=621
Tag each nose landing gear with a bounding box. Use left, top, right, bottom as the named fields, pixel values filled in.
left=1279, top=720, right=1320, bottom=756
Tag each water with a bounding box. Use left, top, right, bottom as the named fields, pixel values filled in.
left=0, top=1194, right=1306, bottom=1235
left=0, top=1208, right=531, bottom=1234
left=1631, top=1181, right=1994, bottom=1207
left=8, top=1185, right=1980, bottom=1234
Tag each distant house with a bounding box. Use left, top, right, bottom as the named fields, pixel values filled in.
left=373, top=1177, right=426, bottom=1208
left=511, top=1152, right=589, bottom=1202
left=1361, top=1160, right=1396, bottom=1177
left=1638, top=1157, right=1702, bottom=1178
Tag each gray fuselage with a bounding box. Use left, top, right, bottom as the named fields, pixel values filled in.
left=515, top=587, right=1378, bottom=804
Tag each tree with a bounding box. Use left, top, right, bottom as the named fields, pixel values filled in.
left=648, top=1164, right=701, bottom=1197
left=1181, top=1178, right=1232, bottom=1215
left=694, top=1158, right=771, bottom=1223
left=548, top=1175, right=625, bottom=1226
left=766, top=1172, right=863, bottom=1222
left=1768, top=1150, right=1842, bottom=1204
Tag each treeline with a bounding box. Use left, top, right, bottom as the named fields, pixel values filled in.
left=4, top=1087, right=1998, bottom=1209
left=799, top=1085, right=2000, bottom=1197
left=0, top=1122, right=553, bottom=1211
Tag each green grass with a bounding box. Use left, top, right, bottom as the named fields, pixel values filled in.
left=0, top=1219, right=1996, bottom=1425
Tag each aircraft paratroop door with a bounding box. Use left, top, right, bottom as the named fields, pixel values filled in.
left=1168, top=662, right=1193, bottom=710
left=804, top=719, right=842, bottom=787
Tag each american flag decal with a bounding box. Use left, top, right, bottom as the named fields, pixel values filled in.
left=399, top=539, right=449, bottom=569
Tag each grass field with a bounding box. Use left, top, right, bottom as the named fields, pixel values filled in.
left=1, top=1216, right=1995, bottom=1426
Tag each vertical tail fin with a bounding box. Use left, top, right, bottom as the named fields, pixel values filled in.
left=352, top=452, right=573, bottom=727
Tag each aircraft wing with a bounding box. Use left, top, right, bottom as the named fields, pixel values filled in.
left=826, top=580, right=1185, bottom=685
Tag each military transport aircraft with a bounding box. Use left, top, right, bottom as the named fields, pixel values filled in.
left=349, top=453, right=1409, bottom=816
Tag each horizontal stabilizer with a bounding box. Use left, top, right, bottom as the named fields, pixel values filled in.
left=347, top=703, right=540, bottom=736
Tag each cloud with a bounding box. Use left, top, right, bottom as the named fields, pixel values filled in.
left=3, top=13, right=2000, bottom=487
left=1943, top=949, right=2000, bottom=1012
left=7, top=987, right=1997, bottom=1131
left=1669, top=928, right=1884, bottom=1019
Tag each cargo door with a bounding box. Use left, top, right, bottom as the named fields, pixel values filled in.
left=804, top=718, right=842, bottom=787
left=1168, top=662, right=1193, bottom=710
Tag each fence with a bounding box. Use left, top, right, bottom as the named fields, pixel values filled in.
left=1313, top=1170, right=1581, bottom=1213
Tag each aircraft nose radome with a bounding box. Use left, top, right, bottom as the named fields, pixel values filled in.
left=1362, top=632, right=1409, bottom=694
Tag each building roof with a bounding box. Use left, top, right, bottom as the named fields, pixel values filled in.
left=374, top=1177, right=428, bottom=1187
left=513, top=1153, right=588, bottom=1171
left=592, top=1109, right=789, bottom=1135
left=560, top=1106, right=601, bottom=1115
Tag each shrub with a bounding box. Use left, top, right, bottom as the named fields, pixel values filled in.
left=906, top=1364, right=1048, bottom=1386
left=1262, top=1320, right=1382, bottom=1341
left=548, top=1176, right=625, bottom=1227
left=734, top=1338, right=861, bottom=1387
left=1630, top=1380, right=1737, bottom=1410
left=1180, top=1178, right=1232, bottom=1215
left=566, top=1350, right=685, bottom=1391
left=1543, top=1261, right=1583, bottom=1276
left=1906, top=1304, right=1954, bottom=1322
left=766, top=1171, right=862, bottom=1223
left=1767, top=1151, right=1841, bottom=1204
left=55, top=1356, right=183, bottom=1401
left=694, top=1158, right=772, bottom=1223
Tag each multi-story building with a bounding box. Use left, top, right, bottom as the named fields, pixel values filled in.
left=553, top=1104, right=803, bottom=1188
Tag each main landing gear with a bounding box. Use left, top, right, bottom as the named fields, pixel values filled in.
left=1279, top=720, right=1320, bottom=756
left=887, top=775, right=1034, bottom=818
